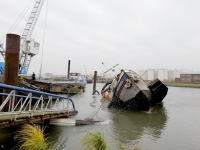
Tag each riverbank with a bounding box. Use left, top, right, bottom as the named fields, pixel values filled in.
left=99, top=79, right=200, bottom=88
left=144, top=80, right=200, bottom=88
left=163, top=82, right=200, bottom=88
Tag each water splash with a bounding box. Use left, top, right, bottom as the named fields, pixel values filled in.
left=97, top=119, right=111, bottom=125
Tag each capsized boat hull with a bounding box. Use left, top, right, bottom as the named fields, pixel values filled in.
left=114, top=90, right=150, bottom=111
left=101, top=70, right=168, bottom=111
left=148, top=78, right=168, bottom=105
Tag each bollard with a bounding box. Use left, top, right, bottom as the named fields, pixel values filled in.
left=3, top=34, right=20, bottom=111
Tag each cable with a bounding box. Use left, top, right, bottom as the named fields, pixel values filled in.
left=91, top=103, right=103, bottom=120
left=39, top=0, right=49, bottom=78
left=0, top=0, right=34, bottom=44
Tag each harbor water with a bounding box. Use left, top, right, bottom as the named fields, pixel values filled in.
left=1, top=83, right=200, bottom=149
left=47, top=83, right=200, bottom=150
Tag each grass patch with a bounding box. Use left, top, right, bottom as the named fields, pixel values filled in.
left=15, top=124, right=48, bottom=150
left=82, top=131, right=141, bottom=150
left=82, top=131, right=108, bottom=150
left=15, top=124, right=141, bottom=150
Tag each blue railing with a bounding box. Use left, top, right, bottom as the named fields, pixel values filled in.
left=0, top=83, right=75, bottom=110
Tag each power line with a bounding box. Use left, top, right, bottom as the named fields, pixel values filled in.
left=0, top=0, right=34, bottom=44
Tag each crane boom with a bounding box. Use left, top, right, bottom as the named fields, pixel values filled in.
left=0, top=44, right=5, bottom=59
left=21, top=0, right=45, bottom=40
left=19, top=0, right=45, bottom=74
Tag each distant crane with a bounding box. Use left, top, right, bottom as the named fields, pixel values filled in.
left=0, top=0, right=45, bottom=74
left=84, top=65, right=87, bottom=77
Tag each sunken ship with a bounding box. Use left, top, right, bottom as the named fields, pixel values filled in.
left=101, top=70, right=168, bottom=111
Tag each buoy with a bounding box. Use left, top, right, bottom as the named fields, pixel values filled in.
left=102, top=92, right=110, bottom=99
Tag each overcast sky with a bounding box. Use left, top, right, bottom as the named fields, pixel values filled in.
left=0, top=0, right=200, bottom=76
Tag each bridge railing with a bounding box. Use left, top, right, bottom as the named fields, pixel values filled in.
left=0, top=83, right=76, bottom=122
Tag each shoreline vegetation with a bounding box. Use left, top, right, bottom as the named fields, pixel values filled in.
left=163, top=82, right=200, bottom=88
left=15, top=124, right=141, bottom=150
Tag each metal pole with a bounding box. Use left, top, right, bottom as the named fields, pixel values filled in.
left=68, top=60, right=70, bottom=79
left=3, top=34, right=20, bottom=111
left=93, top=71, right=97, bottom=94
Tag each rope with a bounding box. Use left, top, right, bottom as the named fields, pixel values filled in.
left=90, top=103, right=103, bottom=120
left=92, top=90, right=100, bottom=95
left=85, top=103, right=103, bottom=121
left=39, top=0, right=49, bottom=78
left=0, top=0, right=34, bottom=44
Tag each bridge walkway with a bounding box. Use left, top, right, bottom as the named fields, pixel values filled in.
left=0, top=83, right=77, bottom=128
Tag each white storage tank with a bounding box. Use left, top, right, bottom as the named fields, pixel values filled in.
left=138, top=70, right=148, bottom=80
left=174, top=70, right=182, bottom=78
left=154, top=70, right=158, bottom=79
left=147, top=69, right=155, bottom=80
left=168, top=70, right=175, bottom=81
left=158, top=69, right=168, bottom=81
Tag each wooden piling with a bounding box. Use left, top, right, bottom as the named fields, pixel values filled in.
left=93, top=71, right=97, bottom=94
left=68, top=60, right=70, bottom=79
left=3, top=34, right=20, bottom=111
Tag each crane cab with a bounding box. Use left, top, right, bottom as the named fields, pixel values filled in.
left=22, top=38, right=40, bottom=56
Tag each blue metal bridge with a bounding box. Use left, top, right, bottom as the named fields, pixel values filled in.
left=0, top=83, right=77, bottom=128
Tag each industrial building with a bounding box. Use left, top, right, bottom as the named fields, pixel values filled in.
left=179, top=74, right=200, bottom=83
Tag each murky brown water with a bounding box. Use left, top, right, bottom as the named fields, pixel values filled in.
left=0, top=83, right=200, bottom=150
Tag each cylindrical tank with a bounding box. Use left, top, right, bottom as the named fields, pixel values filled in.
left=138, top=70, right=148, bottom=80
left=158, top=69, right=168, bottom=81
left=147, top=69, right=155, bottom=80
left=168, top=70, right=175, bottom=81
